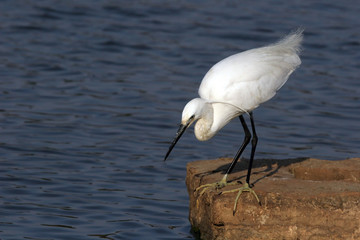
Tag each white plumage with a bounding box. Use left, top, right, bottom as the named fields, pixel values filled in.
left=182, top=29, right=303, bottom=141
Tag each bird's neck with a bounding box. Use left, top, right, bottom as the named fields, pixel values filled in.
left=194, top=103, right=214, bottom=141
left=196, top=103, right=243, bottom=141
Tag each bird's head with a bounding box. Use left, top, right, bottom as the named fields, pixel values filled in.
left=164, top=98, right=206, bottom=161
left=181, top=98, right=206, bottom=125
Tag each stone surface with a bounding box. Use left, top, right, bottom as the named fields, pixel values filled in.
left=186, top=157, right=360, bottom=240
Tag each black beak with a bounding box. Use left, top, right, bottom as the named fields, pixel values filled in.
left=164, top=118, right=193, bottom=161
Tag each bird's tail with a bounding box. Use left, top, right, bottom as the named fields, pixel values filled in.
left=272, top=28, right=304, bottom=54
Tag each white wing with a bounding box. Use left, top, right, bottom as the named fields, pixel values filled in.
left=199, top=30, right=303, bottom=112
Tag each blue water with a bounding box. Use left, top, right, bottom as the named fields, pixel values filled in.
left=1, top=1, right=359, bottom=239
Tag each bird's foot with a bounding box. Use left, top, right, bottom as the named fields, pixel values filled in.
left=220, top=182, right=261, bottom=215
left=194, top=175, right=238, bottom=196
left=194, top=175, right=239, bottom=208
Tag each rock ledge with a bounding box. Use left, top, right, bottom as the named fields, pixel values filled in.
left=186, top=157, right=360, bottom=240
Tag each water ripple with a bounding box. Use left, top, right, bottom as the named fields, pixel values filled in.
left=1, top=0, right=360, bottom=239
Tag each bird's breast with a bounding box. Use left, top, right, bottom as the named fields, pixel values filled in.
left=194, top=119, right=214, bottom=141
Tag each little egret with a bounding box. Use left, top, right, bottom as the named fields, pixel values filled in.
left=164, top=29, right=303, bottom=214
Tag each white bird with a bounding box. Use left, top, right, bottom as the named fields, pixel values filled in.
left=164, top=29, right=303, bottom=214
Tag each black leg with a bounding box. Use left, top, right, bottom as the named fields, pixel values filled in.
left=219, top=112, right=261, bottom=213
left=225, top=115, right=251, bottom=175
left=246, top=112, right=258, bottom=184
